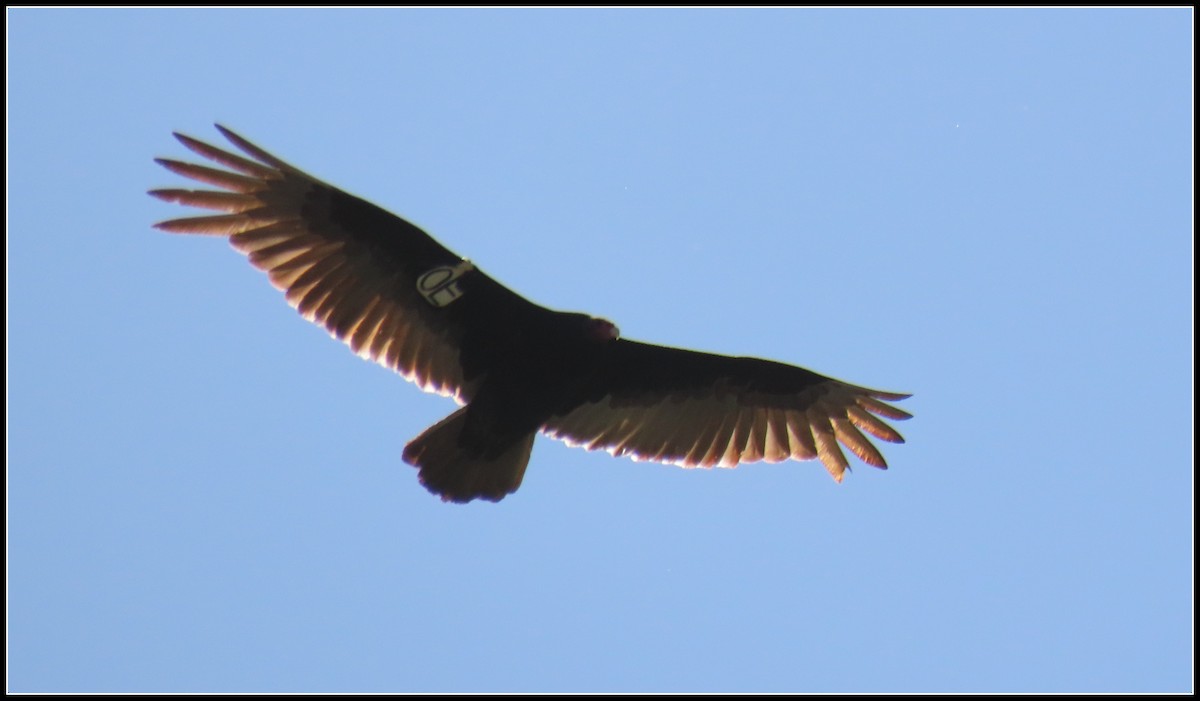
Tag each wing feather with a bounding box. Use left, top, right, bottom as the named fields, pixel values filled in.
left=149, top=189, right=260, bottom=213
left=245, top=232, right=328, bottom=270
left=725, top=406, right=756, bottom=467
left=806, top=407, right=849, bottom=481
left=763, top=408, right=791, bottom=463
left=846, top=403, right=905, bottom=443
left=855, top=394, right=914, bottom=421
left=832, top=415, right=887, bottom=468
left=347, top=297, right=388, bottom=356
left=784, top=409, right=820, bottom=461
left=174, top=132, right=282, bottom=179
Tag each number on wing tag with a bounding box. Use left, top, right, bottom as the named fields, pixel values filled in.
left=417, top=260, right=475, bottom=307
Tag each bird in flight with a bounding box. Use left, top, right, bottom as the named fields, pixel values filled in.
left=151, top=126, right=912, bottom=503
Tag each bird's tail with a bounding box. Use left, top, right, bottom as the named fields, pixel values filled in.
left=402, top=407, right=535, bottom=503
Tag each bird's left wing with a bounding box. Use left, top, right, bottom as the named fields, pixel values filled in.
left=541, top=340, right=911, bottom=481
left=150, top=125, right=537, bottom=402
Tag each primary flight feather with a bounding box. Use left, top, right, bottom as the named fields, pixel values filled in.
left=151, top=125, right=912, bottom=503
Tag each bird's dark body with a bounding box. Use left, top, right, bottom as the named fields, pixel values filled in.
left=152, top=126, right=912, bottom=503
left=459, top=316, right=613, bottom=448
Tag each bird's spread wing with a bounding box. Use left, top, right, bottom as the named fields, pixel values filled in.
left=150, top=125, right=536, bottom=402
left=541, top=340, right=911, bottom=481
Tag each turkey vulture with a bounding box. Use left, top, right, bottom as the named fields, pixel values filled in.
left=151, top=125, right=912, bottom=503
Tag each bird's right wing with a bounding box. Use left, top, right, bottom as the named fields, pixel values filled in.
left=150, top=125, right=539, bottom=402
left=542, top=340, right=911, bottom=481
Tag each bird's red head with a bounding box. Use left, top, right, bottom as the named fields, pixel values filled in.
left=588, top=317, right=620, bottom=341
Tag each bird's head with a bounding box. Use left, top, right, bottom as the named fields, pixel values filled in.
left=588, top=317, right=620, bottom=341
left=562, top=312, right=619, bottom=342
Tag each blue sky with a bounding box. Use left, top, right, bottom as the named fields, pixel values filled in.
left=8, top=8, right=1192, bottom=693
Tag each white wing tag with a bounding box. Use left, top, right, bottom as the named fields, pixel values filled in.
left=417, top=260, right=475, bottom=307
